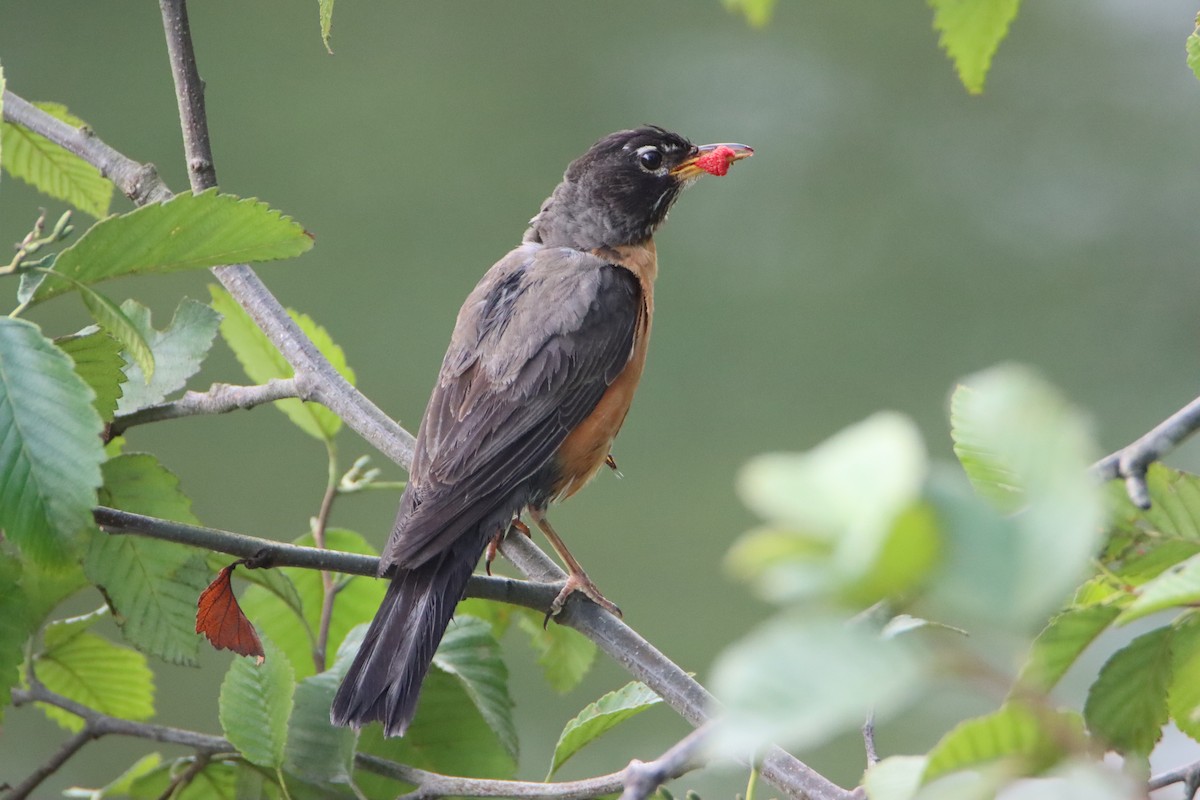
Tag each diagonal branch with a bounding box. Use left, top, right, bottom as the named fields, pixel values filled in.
left=109, top=377, right=305, bottom=436
left=4, top=726, right=95, bottom=800
left=1092, top=394, right=1200, bottom=509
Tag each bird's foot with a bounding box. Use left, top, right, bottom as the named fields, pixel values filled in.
left=545, top=569, right=622, bottom=626
left=484, top=519, right=532, bottom=576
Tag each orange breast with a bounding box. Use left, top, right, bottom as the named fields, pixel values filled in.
left=552, top=243, right=657, bottom=499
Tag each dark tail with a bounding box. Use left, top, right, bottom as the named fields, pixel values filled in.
left=330, top=539, right=480, bottom=737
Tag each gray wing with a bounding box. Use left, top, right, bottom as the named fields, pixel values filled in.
left=382, top=243, right=640, bottom=571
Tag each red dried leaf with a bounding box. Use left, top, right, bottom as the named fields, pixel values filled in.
left=196, top=563, right=264, bottom=661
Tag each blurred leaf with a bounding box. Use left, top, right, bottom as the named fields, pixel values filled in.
left=951, top=385, right=1021, bottom=511
left=197, top=564, right=265, bottom=659
left=0, top=101, right=113, bottom=217
left=0, top=63, right=4, bottom=176
left=1083, top=625, right=1171, bottom=755
left=57, top=328, right=126, bottom=421
left=0, top=317, right=104, bottom=565
left=115, top=298, right=221, bottom=414
left=923, top=702, right=1084, bottom=784
left=220, top=635, right=294, bottom=769
left=983, top=759, right=1141, bottom=800
left=432, top=615, right=517, bottom=760
left=62, top=752, right=164, bottom=799
left=1016, top=605, right=1119, bottom=693
left=864, top=755, right=927, bottom=800
left=928, top=0, right=1021, bottom=95
left=734, top=412, right=930, bottom=604
left=934, top=367, right=1104, bottom=628
left=1168, top=614, right=1200, bottom=743
left=34, top=630, right=154, bottom=732
left=0, top=553, right=32, bottom=721
left=516, top=610, right=597, bottom=693
left=34, top=189, right=311, bottom=300
left=1117, top=551, right=1200, bottom=625
left=240, top=528, right=382, bottom=679
left=319, top=0, right=335, bottom=52
left=722, top=0, right=776, bottom=27
left=284, top=626, right=360, bottom=787
left=711, top=615, right=924, bottom=755
left=548, top=680, right=661, bottom=777
left=87, top=453, right=207, bottom=664
left=210, top=285, right=354, bottom=441
left=1188, top=14, right=1200, bottom=83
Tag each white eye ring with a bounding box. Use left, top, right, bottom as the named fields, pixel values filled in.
left=636, top=145, right=664, bottom=172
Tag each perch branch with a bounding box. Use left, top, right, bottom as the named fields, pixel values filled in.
left=1092, top=394, right=1200, bottom=509
left=619, top=723, right=712, bottom=800
left=109, top=378, right=306, bottom=436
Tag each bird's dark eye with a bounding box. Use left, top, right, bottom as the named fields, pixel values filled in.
left=638, top=148, right=663, bottom=171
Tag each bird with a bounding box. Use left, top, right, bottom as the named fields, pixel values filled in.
left=330, top=126, right=752, bottom=737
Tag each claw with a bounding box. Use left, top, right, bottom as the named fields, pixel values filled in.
left=543, top=569, right=623, bottom=627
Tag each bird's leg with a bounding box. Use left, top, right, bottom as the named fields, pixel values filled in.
left=527, top=507, right=622, bottom=623
left=484, top=518, right=532, bottom=575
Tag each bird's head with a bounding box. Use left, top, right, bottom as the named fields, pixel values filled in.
left=526, top=126, right=752, bottom=250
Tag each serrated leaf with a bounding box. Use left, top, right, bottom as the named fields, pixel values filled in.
left=73, top=282, right=155, bottom=379
left=239, top=528, right=382, bottom=679
left=1169, top=615, right=1200, bottom=742
left=923, top=703, right=1083, bottom=783
left=0, top=552, right=32, bottom=721
left=284, top=632, right=359, bottom=786
left=318, top=0, right=335, bottom=53
left=1083, top=625, right=1172, bottom=755
left=432, top=615, right=517, bottom=760
left=0, top=101, right=113, bottom=218
left=721, top=0, right=776, bottom=27
left=549, top=680, right=661, bottom=777
left=34, top=630, right=154, bottom=732
left=516, top=610, right=596, bottom=693
left=209, top=285, right=353, bottom=440
left=220, top=635, right=294, bottom=769
left=1016, top=605, right=1119, bottom=694
left=115, top=298, right=221, bottom=414
left=43, top=607, right=109, bottom=650
left=711, top=615, right=924, bottom=756
left=0, top=317, right=104, bottom=565
left=1117, top=551, right=1200, bottom=624
left=1188, top=14, right=1200, bottom=83
left=86, top=453, right=206, bottom=664
left=34, top=188, right=312, bottom=301
left=928, top=0, right=1021, bottom=95
left=58, top=328, right=127, bottom=421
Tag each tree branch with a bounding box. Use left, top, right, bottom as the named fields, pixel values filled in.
left=108, top=378, right=305, bottom=436
left=3, top=726, right=95, bottom=800
left=1092, top=394, right=1200, bottom=509
left=619, top=723, right=711, bottom=800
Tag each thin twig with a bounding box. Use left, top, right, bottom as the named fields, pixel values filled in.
left=155, top=752, right=212, bottom=800
left=109, top=378, right=304, bottom=436
left=158, top=0, right=217, bottom=188
left=312, top=444, right=341, bottom=672
left=619, top=723, right=712, bottom=800
left=4, top=726, right=95, bottom=800
left=1092, top=394, right=1200, bottom=509
left=861, top=712, right=879, bottom=767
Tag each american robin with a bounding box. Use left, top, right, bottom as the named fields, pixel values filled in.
left=331, top=126, right=752, bottom=737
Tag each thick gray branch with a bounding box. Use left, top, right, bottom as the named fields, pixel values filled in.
left=1092, top=394, right=1200, bottom=509
left=109, top=378, right=305, bottom=435
left=620, top=723, right=711, bottom=800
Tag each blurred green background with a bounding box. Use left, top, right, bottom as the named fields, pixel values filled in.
left=4, top=1, right=1200, bottom=797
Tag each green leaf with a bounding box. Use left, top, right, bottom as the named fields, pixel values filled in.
left=0, top=101, right=113, bottom=218
left=1083, top=625, right=1172, bottom=755
left=284, top=627, right=360, bottom=786
left=239, top=528, right=383, bottom=679
left=0, top=317, right=104, bottom=565
left=721, top=0, right=776, bottom=27
left=516, top=610, right=597, bottom=693
left=34, top=630, right=154, bottom=732
left=711, top=615, right=924, bottom=756
left=0, top=552, right=32, bottom=721
left=220, top=635, right=295, bottom=769
left=923, top=702, right=1083, bottom=783
left=207, top=552, right=305, bottom=622
left=734, top=412, right=930, bottom=603
left=210, top=285, right=354, bottom=440
left=58, top=328, right=127, bottom=421
left=928, top=0, right=1021, bottom=95
left=863, top=755, right=927, bottom=800
left=1016, top=605, right=1120, bottom=693
left=1117, top=551, right=1200, bottom=624
left=85, top=453, right=207, bottom=664
left=940, top=366, right=1104, bottom=628
left=67, top=279, right=155, bottom=379
left=63, top=752, right=164, bottom=799
left=431, top=615, right=517, bottom=760
left=34, top=188, right=312, bottom=301
left=318, top=0, right=335, bottom=53
left=549, top=680, right=661, bottom=777
left=1188, top=14, right=1200, bottom=83
left=0, top=63, right=5, bottom=177
left=1170, top=615, right=1200, bottom=742
left=115, top=298, right=221, bottom=414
